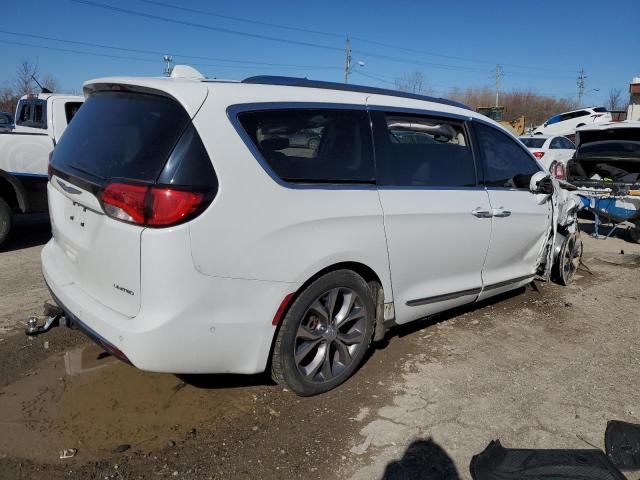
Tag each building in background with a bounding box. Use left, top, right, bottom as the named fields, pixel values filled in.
left=628, top=77, right=640, bottom=121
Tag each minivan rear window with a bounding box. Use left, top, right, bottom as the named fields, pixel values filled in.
left=52, top=91, right=191, bottom=183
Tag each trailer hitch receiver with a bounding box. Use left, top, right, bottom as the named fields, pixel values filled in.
left=25, top=301, right=67, bottom=336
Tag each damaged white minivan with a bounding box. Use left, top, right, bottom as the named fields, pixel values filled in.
left=40, top=66, right=581, bottom=395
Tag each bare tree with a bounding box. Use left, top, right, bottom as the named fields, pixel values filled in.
left=0, top=84, right=18, bottom=114
left=42, top=74, right=59, bottom=93
left=446, top=86, right=578, bottom=128
left=607, top=88, right=623, bottom=111
left=13, top=60, right=39, bottom=96
left=394, top=71, right=431, bottom=95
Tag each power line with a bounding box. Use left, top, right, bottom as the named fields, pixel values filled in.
left=134, top=0, right=343, bottom=39
left=0, top=38, right=338, bottom=73
left=70, top=0, right=575, bottom=80
left=0, top=38, right=160, bottom=64
left=0, top=29, right=341, bottom=70
left=71, top=0, right=345, bottom=53
left=130, top=0, right=576, bottom=74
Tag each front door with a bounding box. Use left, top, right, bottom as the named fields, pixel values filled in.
left=472, top=122, right=551, bottom=300
left=368, top=103, right=492, bottom=324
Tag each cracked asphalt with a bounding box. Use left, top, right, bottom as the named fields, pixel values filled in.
left=1, top=215, right=639, bottom=479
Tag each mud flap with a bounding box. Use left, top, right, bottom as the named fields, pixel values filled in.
left=470, top=440, right=625, bottom=480
left=605, top=420, right=640, bottom=470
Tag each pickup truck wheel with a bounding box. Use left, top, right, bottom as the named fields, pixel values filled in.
left=271, top=270, right=375, bottom=396
left=0, top=197, right=13, bottom=248
left=628, top=223, right=640, bottom=244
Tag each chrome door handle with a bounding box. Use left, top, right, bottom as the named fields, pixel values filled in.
left=471, top=207, right=493, bottom=218
left=492, top=207, right=512, bottom=218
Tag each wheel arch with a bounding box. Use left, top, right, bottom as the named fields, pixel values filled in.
left=266, top=260, right=391, bottom=372
left=0, top=170, right=30, bottom=213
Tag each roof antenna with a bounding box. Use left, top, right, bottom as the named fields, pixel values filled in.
left=31, top=75, right=52, bottom=94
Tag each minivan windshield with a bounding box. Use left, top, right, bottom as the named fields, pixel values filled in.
left=520, top=138, right=546, bottom=148
left=52, top=91, right=191, bottom=183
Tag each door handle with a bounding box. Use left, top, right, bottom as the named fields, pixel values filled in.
left=492, top=207, right=512, bottom=218
left=471, top=207, right=493, bottom=218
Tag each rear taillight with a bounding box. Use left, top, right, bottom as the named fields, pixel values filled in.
left=551, top=162, right=566, bottom=180
left=102, top=183, right=147, bottom=224
left=101, top=182, right=209, bottom=227
left=147, top=188, right=204, bottom=226
left=533, top=151, right=545, bottom=159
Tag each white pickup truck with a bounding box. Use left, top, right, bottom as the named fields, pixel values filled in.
left=0, top=92, right=83, bottom=247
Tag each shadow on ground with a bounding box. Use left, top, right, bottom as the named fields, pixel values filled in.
left=1, top=213, right=51, bottom=252
left=382, top=438, right=460, bottom=480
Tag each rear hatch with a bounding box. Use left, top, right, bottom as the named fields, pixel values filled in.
left=568, top=126, right=640, bottom=190
left=49, top=88, right=213, bottom=317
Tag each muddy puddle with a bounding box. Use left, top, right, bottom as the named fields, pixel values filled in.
left=0, top=343, right=262, bottom=463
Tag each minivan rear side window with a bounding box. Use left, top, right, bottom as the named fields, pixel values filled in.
left=474, top=122, right=541, bottom=188
left=372, top=111, right=476, bottom=187
left=52, top=91, right=192, bottom=184
left=237, top=109, right=374, bottom=184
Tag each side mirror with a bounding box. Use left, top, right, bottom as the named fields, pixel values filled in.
left=530, top=171, right=553, bottom=195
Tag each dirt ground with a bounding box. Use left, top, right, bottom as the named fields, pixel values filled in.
left=0, top=214, right=639, bottom=480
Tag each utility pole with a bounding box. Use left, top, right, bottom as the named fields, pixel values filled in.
left=494, top=64, right=503, bottom=107
left=163, top=55, right=174, bottom=77
left=577, top=68, right=586, bottom=106
left=343, top=37, right=352, bottom=84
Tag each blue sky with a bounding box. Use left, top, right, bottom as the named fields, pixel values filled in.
left=1, top=0, right=638, bottom=105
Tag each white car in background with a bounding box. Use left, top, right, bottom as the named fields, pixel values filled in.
left=520, top=135, right=575, bottom=177
left=533, top=107, right=612, bottom=137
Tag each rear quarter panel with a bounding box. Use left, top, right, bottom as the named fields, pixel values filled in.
left=187, top=86, right=393, bottom=301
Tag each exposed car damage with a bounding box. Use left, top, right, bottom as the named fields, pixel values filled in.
left=567, top=122, right=640, bottom=242
left=532, top=173, right=583, bottom=285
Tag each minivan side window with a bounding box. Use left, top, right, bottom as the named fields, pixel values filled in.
left=238, top=109, right=374, bottom=184
left=474, top=122, right=541, bottom=189
left=372, top=111, right=476, bottom=187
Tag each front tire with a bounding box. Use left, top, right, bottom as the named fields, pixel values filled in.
left=271, top=270, right=375, bottom=396
left=553, top=231, right=582, bottom=285
left=0, top=197, right=13, bottom=249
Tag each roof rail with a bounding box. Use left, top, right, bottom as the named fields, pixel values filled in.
left=241, top=75, right=470, bottom=110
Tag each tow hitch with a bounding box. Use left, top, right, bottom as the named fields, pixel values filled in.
left=25, top=301, right=67, bottom=336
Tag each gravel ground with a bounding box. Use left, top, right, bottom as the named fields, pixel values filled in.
left=0, top=215, right=638, bottom=479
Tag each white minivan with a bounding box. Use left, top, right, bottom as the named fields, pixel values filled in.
left=42, top=67, right=578, bottom=395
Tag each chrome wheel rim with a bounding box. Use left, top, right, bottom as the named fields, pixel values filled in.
left=294, top=287, right=367, bottom=383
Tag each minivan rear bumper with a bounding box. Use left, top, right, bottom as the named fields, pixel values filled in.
left=42, top=239, right=296, bottom=375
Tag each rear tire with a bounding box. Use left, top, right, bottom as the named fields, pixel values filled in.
left=271, top=270, right=375, bottom=396
left=0, top=197, right=13, bottom=249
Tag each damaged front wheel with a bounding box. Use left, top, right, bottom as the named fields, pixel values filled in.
left=552, top=231, right=583, bottom=286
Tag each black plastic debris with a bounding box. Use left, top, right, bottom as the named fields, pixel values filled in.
left=112, top=444, right=131, bottom=454
left=605, top=420, right=640, bottom=470
left=470, top=440, right=626, bottom=480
